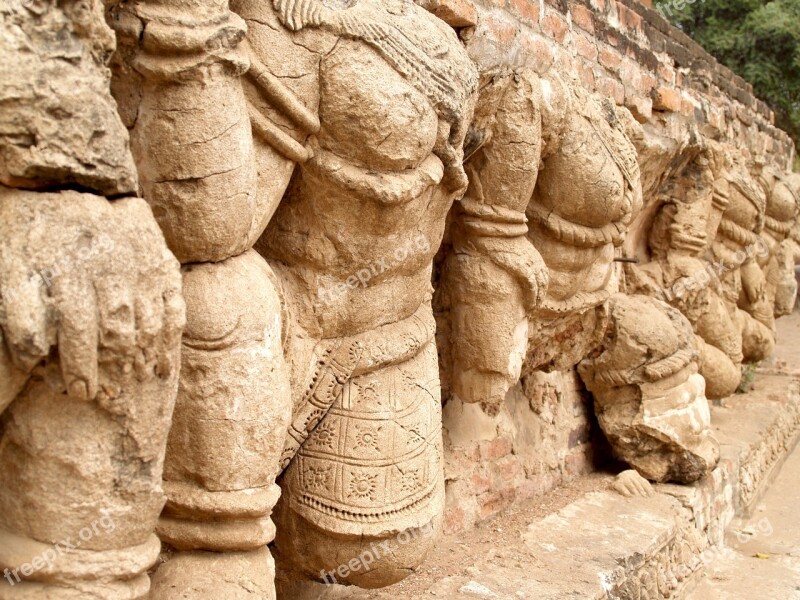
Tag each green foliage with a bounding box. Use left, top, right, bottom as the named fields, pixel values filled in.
left=736, top=362, right=758, bottom=393
left=655, top=0, right=800, bottom=156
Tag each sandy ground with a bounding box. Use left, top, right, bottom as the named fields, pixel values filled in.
left=686, top=442, right=800, bottom=600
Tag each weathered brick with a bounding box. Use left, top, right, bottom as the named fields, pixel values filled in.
left=625, top=93, right=652, bottom=122
left=487, top=13, right=519, bottom=46
left=620, top=55, right=640, bottom=79
left=598, top=45, right=622, bottom=71
left=432, top=0, right=478, bottom=27
left=570, top=3, right=595, bottom=34
left=596, top=74, right=625, bottom=104
left=553, top=44, right=576, bottom=71
left=541, top=12, right=569, bottom=43
left=644, top=22, right=667, bottom=53
left=493, top=455, right=524, bottom=484
left=478, top=487, right=517, bottom=520
left=617, top=3, right=643, bottom=35
left=679, top=97, right=693, bottom=116
left=708, top=106, right=724, bottom=131
left=517, top=33, right=556, bottom=74
left=736, top=105, right=754, bottom=126
left=578, top=60, right=596, bottom=87
left=639, top=72, right=657, bottom=95
left=480, top=436, right=513, bottom=461
left=657, top=61, right=675, bottom=84
left=508, top=0, right=540, bottom=25
left=574, top=32, right=598, bottom=60
left=470, top=470, right=493, bottom=494
left=651, top=85, right=682, bottom=111
left=468, top=12, right=518, bottom=64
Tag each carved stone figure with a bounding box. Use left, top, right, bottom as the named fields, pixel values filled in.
left=578, top=294, right=718, bottom=483
left=612, top=469, right=654, bottom=498
left=0, top=2, right=184, bottom=598
left=442, top=70, right=719, bottom=484
left=756, top=167, right=799, bottom=317
left=110, top=0, right=478, bottom=596
left=789, top=181, right=800, bottom=269
left=625, top=140, right=746, bottom=399
left=713, top=152, right=776, bottom=364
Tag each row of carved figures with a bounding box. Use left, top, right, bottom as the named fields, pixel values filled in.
left=0, top=1, right=797, bottom=598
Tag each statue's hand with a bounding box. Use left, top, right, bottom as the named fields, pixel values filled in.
left=665, top=254, right=711, bottom=284
left=612, top=469, right=654, bottom=498
left=0, top=188, right=185, bottom=401
left=740, top=259, right=766, bottom=305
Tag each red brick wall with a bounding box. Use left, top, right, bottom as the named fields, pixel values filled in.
left=426, top=0, right=795, bottom=168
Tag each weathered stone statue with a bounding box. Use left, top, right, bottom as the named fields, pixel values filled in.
left=789, top=176, right=800, bottom=266
left=0, top=2, right=184, bottom=598
left=109, top=0, right=478, bottom=596
left=714, top=151, right=776, bottom=364
left=626, top=140, right=746, bottom=399
left=442, top=70, right=719, bottom=484
left=756, top=166, right=799, bottom=317
left=578, top=294, right=718, bottom=483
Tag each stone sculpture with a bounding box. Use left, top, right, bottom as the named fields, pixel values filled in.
left=3, top=0, right=793, bottom=596
left=109, top=0, right=478, bottom=595
left=442, top=70, right=719, bottom=484
left=756, top=167, right=799, bottom=317
left=578, top=294, right=718, bottom=483
left=627, top=138, right=797, bottom=397
left=625, top=140, right=747, bottom=398
left=612, top=469, right=655, bottom=498
left=0, top=2, right=184, bottom=598
left=712, top=152, right=776, bottom=364
left=789, top=178, right=800, bottom=268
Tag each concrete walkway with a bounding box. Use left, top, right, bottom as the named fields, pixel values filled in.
left=687, top=442, right=800, bottom=599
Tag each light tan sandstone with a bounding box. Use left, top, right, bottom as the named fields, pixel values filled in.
left=0, top=2, right=184, bottom=598
left=756, top=166, right=799, bottom=317
left=3, top=0, right=797, bottom=596
left=110, top=0, right=478, bottom=595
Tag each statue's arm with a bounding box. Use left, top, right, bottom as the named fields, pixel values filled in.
left=444, top=69, right=548, bottom=413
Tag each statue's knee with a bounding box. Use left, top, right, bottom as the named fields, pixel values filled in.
left=698, top=341, right=741, bottom=399
left=740, top=313, right=775, bottom=363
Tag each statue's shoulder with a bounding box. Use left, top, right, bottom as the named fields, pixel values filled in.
left=233, top=0, right=338, bottom=61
